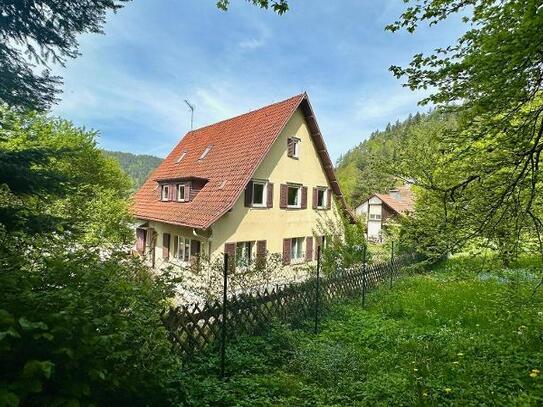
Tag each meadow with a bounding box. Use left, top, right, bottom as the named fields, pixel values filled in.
left=181, top=256, right=543, bottom=406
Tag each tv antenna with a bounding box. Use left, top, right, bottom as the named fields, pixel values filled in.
left=184, top=99, right=195, bottom=130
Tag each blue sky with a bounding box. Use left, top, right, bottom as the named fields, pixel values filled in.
left=51, top=0, right=463, bottom=162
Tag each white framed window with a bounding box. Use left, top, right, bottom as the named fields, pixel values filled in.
left=177, top=184, right=186, bottom=202
left=291, top=237, right=304, bottom=262
left=288, top=137, right=300, bottom=158
left=287, top=185, right=301, bottom=208
left=251, top=181, right=267, bottom=207
left=317, top=188, right=327, bottom=208
left=236, top=241, right=253, bottom=268
left=161, top=185, right=170, bottom=201
left=369, top=213, right=382, bottom=221
left=174, top=236, right=200, bottom=263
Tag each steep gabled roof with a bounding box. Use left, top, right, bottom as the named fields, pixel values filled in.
left=132, top=93, right=349, bottom=229
left=364, top=185, right=414, bottom=215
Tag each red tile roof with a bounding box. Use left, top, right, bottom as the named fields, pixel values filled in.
left=132, top=93, right=349, bottom=229
left=374, top=185, right=414, bottom=215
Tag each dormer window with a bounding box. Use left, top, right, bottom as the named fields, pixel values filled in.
left=287, top=137, right=300, bottom=159
left=199, top=145, right=212, bottom=160
left=177, top=184, right=186, bottom=202
left=175, top=151, right=186, bottom=164
left=161, top=185, right=170, bottom=201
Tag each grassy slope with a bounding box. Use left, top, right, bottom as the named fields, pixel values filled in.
left=182, top=257, right=543, bottom=406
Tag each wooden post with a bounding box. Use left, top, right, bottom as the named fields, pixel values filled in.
left=362, top=245, right=367, bottom=307
left=389, top=240, right=395, bottom=289
left=220, top=253, right=228, bottom=378
left=314, top=245, right=321, bottom=334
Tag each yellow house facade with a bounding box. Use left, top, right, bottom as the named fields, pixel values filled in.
left=132, top=93, right=350, bottom=272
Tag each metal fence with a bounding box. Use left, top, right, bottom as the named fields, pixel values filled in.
left=161, top=250, right=419, bottom=361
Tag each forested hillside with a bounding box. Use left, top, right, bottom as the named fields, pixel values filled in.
left=104, top=150, right=162, bottom=189
left=335, top=112, right=430, bottom=206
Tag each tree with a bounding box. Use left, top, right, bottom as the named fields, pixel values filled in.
left=0, top=105, right=132, bottom=244
left=0, top=0, right=289, bottom=111
left=387, top=0, right=543, bottom=259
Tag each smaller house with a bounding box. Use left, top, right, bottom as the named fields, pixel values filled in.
left=355, top=185, right=414, bottom=242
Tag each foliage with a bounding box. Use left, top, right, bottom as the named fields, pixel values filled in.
left=318, top=212, right=368, bottom=273
left=177, top=256, right=543, bottom=406
left=0, top=106, right=132, bottom=244
left=386, top=0, right=543, bottom=260
left=0, top=0, right=130, bottom=110
left=0, top=230, right=186, bottom=406
left=335, top=111, right=430, bottom=206
left=216, top=0, right=289, bottom=14
left=104, top=150, right=162, bottom=190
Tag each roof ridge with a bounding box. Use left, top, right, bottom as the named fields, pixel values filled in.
left=186, top=93, right=306, bottom=134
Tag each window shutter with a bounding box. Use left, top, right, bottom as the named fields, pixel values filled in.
left=155, top=184, right=161, bottom=200
left=282, top=238, right=291, bottom=265
left=168, top=183, right=175, bottom=201
left=224, top=242, right=236, bottom=273
left=326, top=189, right=332, bottom=209
left=287, top=138, right=294, bottom=157
left=256, top=240, right=267, bottom=258
left=306, top=236, right=313, bottom=262
left=279, top=184, right=288, bottom=209
left=267, top=183, right=274, bottom=208
left=136, top=228, right=146, bottom=253
left=244, top=181, right=253, bottom=207
left=301, top=186, right=308, bottom=209
left=312, top=188, right=318, bottom=209
left=162, top=233, right=170, bottom=260
left=184, top=183, right=191, bottom=202
left=256, top=240, right=267, bottom=268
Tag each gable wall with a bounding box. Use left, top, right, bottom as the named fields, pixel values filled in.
left=209, top=108, right=342, bottom=258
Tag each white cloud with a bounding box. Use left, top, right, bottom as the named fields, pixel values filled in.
left=238, top=38, right=266, bottom=49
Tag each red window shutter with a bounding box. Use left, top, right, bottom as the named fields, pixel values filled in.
left=224, top=242, right=236, bottom=272
left=279, top=184, right=288, bottom=209
left=301, top=186, right=308, bottom=209
left=168, top=184, right=174, bottom=201
left=287, top=138, right=294, bottom=157
left=312, top=188, right=318, bottom=209
left=306, top=236, right=313, bottom=262
left=326, top=189, right=332, bottom=209
left=184, top=183, right=191, bottom=202
left=267, top=183, right=274, bottom=208
left=244, top=181, right=253, bottom=207
left=136, top=228, right=146, bottom=253
left=162, top=233, right=170, bottom=260
left=256, top=240, right=267, bottom=258
left=282, top=238, right=291, bottom=265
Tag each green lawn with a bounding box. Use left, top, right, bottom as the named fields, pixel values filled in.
left=181, top=256, right=543, bottom=406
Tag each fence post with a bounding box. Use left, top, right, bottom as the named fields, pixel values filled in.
left=362, top=245, right=367, bottom=307
left=389, top=240, right=395, bottom=289
left=314, top=245, right=321, bottom=334
left=220, top=253, right=228, bottom=379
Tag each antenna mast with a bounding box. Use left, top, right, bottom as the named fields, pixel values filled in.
left=184, top=99, right=195, bottom=130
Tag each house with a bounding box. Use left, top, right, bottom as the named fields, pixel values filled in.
left=355, top=185, right=414, bottom=242
left=132, top=93, right=349, bottom=270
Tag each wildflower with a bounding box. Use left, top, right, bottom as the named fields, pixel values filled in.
left=530, top=369, right=540, bottom=378
left=457, top=353, right=464, bottom=357
left=422, top=392, right=428, bottom=397
left=444, top=388, right=452, bottom=393
left=453, top=361, right=460, bottom=365
left=413, top=368, right=418, bottom=372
